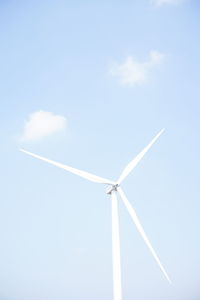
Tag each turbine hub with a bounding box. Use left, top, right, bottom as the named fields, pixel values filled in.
left=106, top=184, right=119, bottom=195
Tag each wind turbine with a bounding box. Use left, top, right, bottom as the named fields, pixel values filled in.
left=20, top=128, right=171, bottom=300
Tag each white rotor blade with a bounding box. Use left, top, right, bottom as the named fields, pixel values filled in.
left=20, top=149, right=114, bottom=185
left=117, top=129, right=165, bottom=184
left=111, top=191, right=122, bottom=300
left=117, top=187, right=171, bottom=284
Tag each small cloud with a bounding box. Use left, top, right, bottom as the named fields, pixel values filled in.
left=110, top=50, right=164, bottom=86
left=20, top=111, right=67, bottom=142
left=150, top=0, right=185, bottom=6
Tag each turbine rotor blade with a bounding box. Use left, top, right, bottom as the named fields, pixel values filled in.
left=20, top=149, right=114, bottom=185
left=117, top=187, right=171, bottom=284
left=111, top=191, right=122, bottom=300
left=117, top=129, right=165, bottom=184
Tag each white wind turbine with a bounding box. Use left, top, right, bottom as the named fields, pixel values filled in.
left=20, top=129, right=171, bottom=300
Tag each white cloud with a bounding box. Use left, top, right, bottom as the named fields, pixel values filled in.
left=110, top=50, right=164, bottom=86
left=20, top=111, right=67, bottom=142
left=151, top=0, right=185, bottom=6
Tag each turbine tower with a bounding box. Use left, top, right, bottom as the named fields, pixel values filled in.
left=20, top=129, right=171, bottom=300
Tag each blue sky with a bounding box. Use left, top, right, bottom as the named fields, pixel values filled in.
left=0, top=0, right=200, bottom=299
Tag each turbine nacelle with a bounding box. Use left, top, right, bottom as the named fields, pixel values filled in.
left=106, top=184, right=119, bottom=195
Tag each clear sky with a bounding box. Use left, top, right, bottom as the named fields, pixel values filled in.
left=1, top=0, right=200, bottom=299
